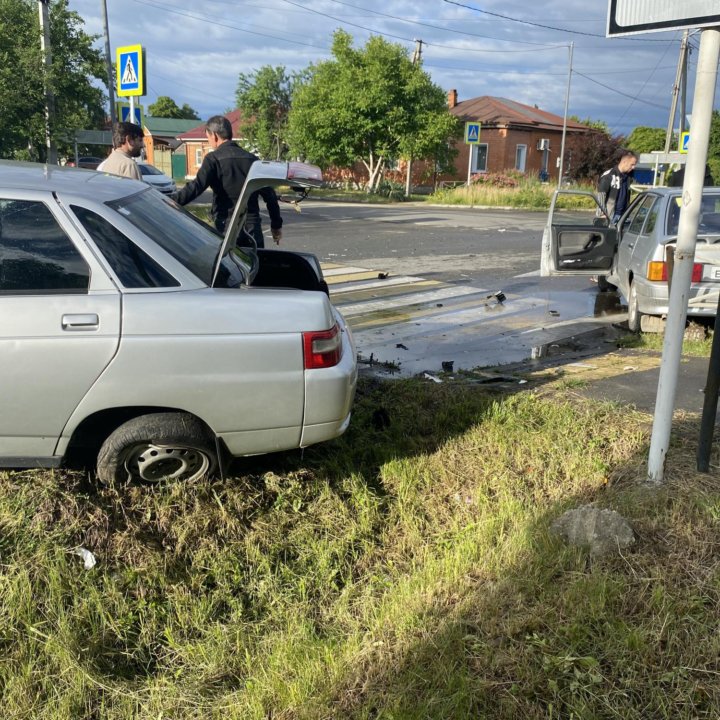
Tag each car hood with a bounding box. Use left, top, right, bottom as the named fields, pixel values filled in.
left=211, top=161, right=322, bottom=287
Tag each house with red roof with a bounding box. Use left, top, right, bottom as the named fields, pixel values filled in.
left=444, top=92, right=595, bottom=183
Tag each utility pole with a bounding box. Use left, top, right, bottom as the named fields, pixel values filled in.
left=405, top=39, right=423, bottom=198
left=101, top=0, right=116, bottom=126
left=557, top=42, right=574, bottom=189
left=664, top=30, right=689, bottom=154
left=38, top=0, right=57, bottom=164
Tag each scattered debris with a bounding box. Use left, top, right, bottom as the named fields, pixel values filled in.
left=623, top=366, right=638, bottom=371
left=378, top=272, right=390, bottom=280
left=71, top=547, right=97, bottom=570
left=567, top=362, right=598, bottom=369
left=436, top=303, right=444, bottom=307
left=423, top=372, right=443, bottom=383
left=531, top=345, right=547, bottom=360
left=441, top=360, right=454, bottom=372
left=549, top=309, right=560, bottom=316
left=486, top=291, right=506, bottom=304
left=551, top=505, right=635, bottom=557
left=396, top=343, right=408, bottom=350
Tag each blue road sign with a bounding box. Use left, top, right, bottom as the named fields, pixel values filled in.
left=116, top=44, right=144, bottom=97
left=120, top=105, right=142, bottom=125
left=680, top=131, right=690, bottom=153
left=465, top=122, right=481, bottom=145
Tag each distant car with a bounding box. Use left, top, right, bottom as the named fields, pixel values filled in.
left=67, top=156, right=104, bottom=170
left=0, top=159, right=356, bottom=483
left=541, top=187, right=720, bottom=331
left=135, top=161, right=177, bottom=194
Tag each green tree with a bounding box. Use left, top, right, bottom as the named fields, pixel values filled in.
left=148, top=95, right=200, bottom=120
left=288, top=30, right=459, bottom=192
left=235, top=66, right=298, bottom=159
left=0, top=0, right=106, bottom=162
left=706, top=110, right=720, bottom=184
left=626, top=126, right=667, bottom=154
left=570, top=116, right=610, bottom=133
left=565, top=130, right=626, bottom=183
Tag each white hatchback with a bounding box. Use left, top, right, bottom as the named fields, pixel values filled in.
left=0, top=160, right=357, bottom=483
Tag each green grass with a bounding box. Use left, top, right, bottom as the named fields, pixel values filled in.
left=618, top=326, right=715, bottom=357
left=2, top=378, right=720, bottom=718
left=429, top=178, right=596, bottom=210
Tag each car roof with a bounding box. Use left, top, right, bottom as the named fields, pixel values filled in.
left=0, top=159, right=145, bottom=201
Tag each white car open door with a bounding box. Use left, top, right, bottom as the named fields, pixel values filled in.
left=540, top=190, right=619, bottom=277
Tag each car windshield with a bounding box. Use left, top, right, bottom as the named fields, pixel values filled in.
left=666, top=194, right=720, bottom=236
left=137, top=164, right=163, bottom=176
left=106, top=189, right=252, bottom=286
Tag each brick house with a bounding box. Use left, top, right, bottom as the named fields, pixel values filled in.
left=142, top=117, right=200, bottom=179
left=444, top=92, right=594, bottom=183
left=175, top=110, right=243, bottom=179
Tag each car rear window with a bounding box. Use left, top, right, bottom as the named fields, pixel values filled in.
left=666, top=195, right=720, bottom=236
left=106, top=190, right=241, bottom=285
left=71, top=206, right=180, bottom=288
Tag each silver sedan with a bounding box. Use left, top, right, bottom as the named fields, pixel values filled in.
left=0, top=160, right=357, bottom=483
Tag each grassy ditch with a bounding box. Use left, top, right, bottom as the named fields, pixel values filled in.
left=1, top=377, right=719, bottom=718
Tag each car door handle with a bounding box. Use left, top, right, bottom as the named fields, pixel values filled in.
left=62, top=313, right=99, bottom=330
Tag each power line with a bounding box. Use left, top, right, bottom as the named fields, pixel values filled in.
left=573, top=70, right=668, bottom=110
left=442, top=0, right=677, bottom=42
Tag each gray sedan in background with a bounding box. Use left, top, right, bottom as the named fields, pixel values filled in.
left=0, top=160, right=357, bottom=483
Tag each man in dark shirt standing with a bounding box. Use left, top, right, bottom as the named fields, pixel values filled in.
left=596, top=149, right=638, bottom=224
left=172, top=115, right=282, bottom=246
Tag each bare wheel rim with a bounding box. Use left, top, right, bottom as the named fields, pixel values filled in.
left=123, top=443, right=211, bottom=482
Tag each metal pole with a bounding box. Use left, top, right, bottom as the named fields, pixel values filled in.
left=557, top=42, right=573, bottom=189
left=664, top=31, right=689, bottom=154
left=648, top=28, right=720, bottom=484
left=101, top=0, right=116, bottom=125
left=405, top=39, right=423, bottom=198
left=697, top=292, right=720, bottom=472
left=38, top=0, right=57, bottom=165
left=679, top=32, right=689, bottom=136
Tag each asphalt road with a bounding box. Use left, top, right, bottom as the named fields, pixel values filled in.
left=260, top=199, right=628, bottom=374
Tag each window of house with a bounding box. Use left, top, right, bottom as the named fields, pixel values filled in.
left=515, top=144, right=527, bottom=172
left=0, top=200, right=89, bottom=294
left=71, top=206, right=180, bottom=289
left=472, top=144, right=488, bottom=173
left=195, top=148, right=203, bottom=167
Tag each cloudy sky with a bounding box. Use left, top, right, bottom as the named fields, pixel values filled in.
left=70, top=0, right=715, bottom=137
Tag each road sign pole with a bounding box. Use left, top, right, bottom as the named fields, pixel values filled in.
left=467, top=148, right=473, bottom=186
left=648, top=27, right=720, bottom=484
left=130, top=96, right=135, bottom=124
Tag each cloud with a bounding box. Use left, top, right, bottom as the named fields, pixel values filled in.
left=70, top=0, right=704, bottom=136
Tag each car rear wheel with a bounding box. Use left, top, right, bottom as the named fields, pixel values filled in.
left=627, top=280, right=643, bottom=333
left=96, top=412, right=217, bottom=484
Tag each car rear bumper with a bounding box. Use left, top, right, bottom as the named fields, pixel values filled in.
left=637, top=278, right=720, bottom=317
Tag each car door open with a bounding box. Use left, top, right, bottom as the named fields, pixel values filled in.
left=540, top=190, right=618, bottom=276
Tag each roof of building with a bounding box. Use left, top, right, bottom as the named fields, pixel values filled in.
left=144, top=117, right=200, bottom=138
left=450, top=96, right=590, bottom=132
left=176, top=109, right=244, bottom=141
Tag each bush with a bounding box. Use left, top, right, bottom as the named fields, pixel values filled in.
left=375, top=179, right=406, bottom=201
left=469, top=171, right=524, bottom=188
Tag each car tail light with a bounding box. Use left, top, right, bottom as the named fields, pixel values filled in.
left=303, top=323, right=342, bottom=369
left=646, top=261, right=704, bottom=283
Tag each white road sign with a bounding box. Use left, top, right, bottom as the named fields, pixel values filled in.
left=608, top=0, right=720, bottom=36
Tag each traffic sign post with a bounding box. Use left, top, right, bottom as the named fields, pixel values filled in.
left=647, top=28, right=720, bottom=484
left=116, top=44, right=145, bottom=125
left=464, top=122, right=481, bottom=185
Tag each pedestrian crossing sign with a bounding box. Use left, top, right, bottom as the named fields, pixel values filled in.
left=465, top=122, right=481, bottom=145
left=116, top=44, right=145, bottom=97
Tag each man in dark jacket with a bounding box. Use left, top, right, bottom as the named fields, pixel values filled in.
left=172, top=115, right=282, bottom=246
left=597, top=149, right=638, bottom=224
